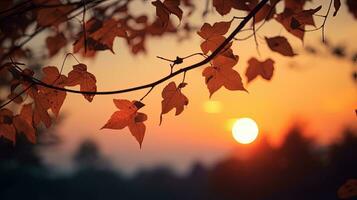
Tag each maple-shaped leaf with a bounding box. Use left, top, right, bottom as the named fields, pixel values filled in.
left=46, top=33, right=67, bottom=57
left=246, top=58, right=275, bottom=83
left=102, top=99, right=147, bottom=147
left=66, top=63, right=97, bottom=102
left=0, top=108, right=16, bottom=143
left=13, top=104, right=36, bottom=144
left=39, top=66, right=67, bottom=116
left=202, top=52, right=246, bottom=97
left=160, top=82, right=189, bottom=124
left=152, top=0, right=183, bottom=28
left=34, top=0, right=73, bottom=27
left=197, top=21, right=231, bottom=54
left=265, top=36, right=296, bottom=56
left=73, top=18, right=127, bottom=56
left=276, top=6, right=321, bottom=40
left=213, top=0, right=236, bottom=15
left=338, top=179, right=357, bottom=199
left=347, top=0, right=357, bottom=19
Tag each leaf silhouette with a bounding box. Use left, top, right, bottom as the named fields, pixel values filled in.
left=152, top=0, right=183, bottom=28
left=202, top=50, right=246, bottom=97
left=34, top=0, right=73, bottom=27
left=46, top=33, right=67, bottom=57
left=265, top=36, right=296, bottom=56
left=73, top=18, right=127, bottom=56
left=160, top=81, right=189, bottom=125
left=66, top=63, right=97, bottom=102
left=213, top=0, right=236, bottom=16
left=246, top=57, right=275, bottom=83
left=197, top=21, right=231, bottom=54
left=276, top=6, right=321, bottom=40
left=0, top=109, right=16, bottom=143
left=102, top=99, right=147, bottom=147
left=333, top=0, right=341, bottom=16
left=39, top=67, right=67, bottom=116
left=13, top=104, right=36, bottom=144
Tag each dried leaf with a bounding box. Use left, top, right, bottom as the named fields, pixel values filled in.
left=160, top=82, right=189, bottom=124
left=265, top=36, right=296, bottom=56
left=202, top=52, right=246, bottom=97
left=246, top=57, right=275, bottom=82
left=102, top=99, right=147, bottom=147
left=66, top=63, right=97, bottom=102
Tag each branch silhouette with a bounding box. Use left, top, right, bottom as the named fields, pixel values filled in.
left=8, top=0, right=269, bottom=98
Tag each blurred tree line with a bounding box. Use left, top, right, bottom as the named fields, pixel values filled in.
left=0, top=127, right=356, bottom=200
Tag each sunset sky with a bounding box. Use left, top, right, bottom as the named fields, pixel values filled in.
left=35, top=1, right=357, bottom=175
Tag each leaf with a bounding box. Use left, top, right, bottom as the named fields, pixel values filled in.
left=34, top=0, right=73, bottom=27
left=265, top=36, right=296, bottom=56
left=39, top=66, right=67, bottom=116
left=0, top=109, right=16, bottom=144
left=284, top=0, right=308, bottom=11
left=333, top=0, right=341, bottom=16
left=46, top=33, right=67, bottom=57
left=246, top=58, right=275, bottom=83
left=13, top=104, right=36, bottom=144
left=73, top=18, right=127, bottom=56
left=213, top=0, right=235, bottom=15
left=254, top=4, right=275, bottom=23
left=160, top=82, right=189, bottom=124
left=152, top=0, right=183, bottom=28
left=66, top=63, right=97, bottom=102
left=346, top=0, right=357, bottom=19
left=197, top=21, right=231, bottom=54
left=33, top=92, right=52, bottom=128
left=202, top=52, right=246, bottom=97
left=102, top=99, right=147, bottom=147
left=276, top=6, right=321, bottom=40
left=338, top=179, right=357, bottom=199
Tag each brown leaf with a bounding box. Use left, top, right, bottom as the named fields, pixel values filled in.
left=213, top=0, right=235, bottom=15
left=73, top=18, right=127, bottom=56
left=39, top=66, right=67, bottom=116
left=0, top=109, right=16, bottom=144
left=152, top=0, right=183, bottom=28
left=35, top=0, right=73, bottom=27
left=265, top=36, right=296, bottom=56
left=160, top=82, right=189, bottom=124
left=102, top=99, right=147, bottom=147
left=276, top=6, right=321, bottom=40
left=202, top=52, right=246, bottom=97
left=338, top=179, right=357, bottom=199
left=197, top=21, right=231, bottom=54
left=333, top=0, right=341, bottom=16
left=46, top=33, right=67, bottom=57
left=66, top=63, right=97, bottom=102
left=246, top=57, right=275, bottom=82
left=13, top=104, right=36, bottom=144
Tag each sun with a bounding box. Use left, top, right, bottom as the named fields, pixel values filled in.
left=232, top=118, right=259, bottom=144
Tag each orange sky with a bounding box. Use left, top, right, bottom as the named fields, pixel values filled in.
left=38, top=1, right=357, bottom=175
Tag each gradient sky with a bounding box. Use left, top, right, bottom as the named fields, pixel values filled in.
left=34, top=1, right=357, bottom=175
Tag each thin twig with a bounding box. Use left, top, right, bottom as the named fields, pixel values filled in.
left=9, top=0, right=269, bottom=96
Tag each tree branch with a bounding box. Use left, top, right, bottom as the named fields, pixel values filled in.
left=10, top=0, right=270, bottom=96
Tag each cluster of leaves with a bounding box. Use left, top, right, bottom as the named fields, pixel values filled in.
left=0, top=62, right=96, bottom=144
left=0, top=0, right=356, bottom=147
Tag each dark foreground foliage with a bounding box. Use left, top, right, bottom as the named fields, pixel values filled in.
left=0, top=127, right=357, bottom=200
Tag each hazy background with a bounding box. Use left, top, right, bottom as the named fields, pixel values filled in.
left=22, top=0, right=357, bottom=175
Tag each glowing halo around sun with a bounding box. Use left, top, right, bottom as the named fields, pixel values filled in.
left=232, top=118, right=259, bottom=144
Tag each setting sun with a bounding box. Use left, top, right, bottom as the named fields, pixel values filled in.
left=232, top=118, right=259, bottom=144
